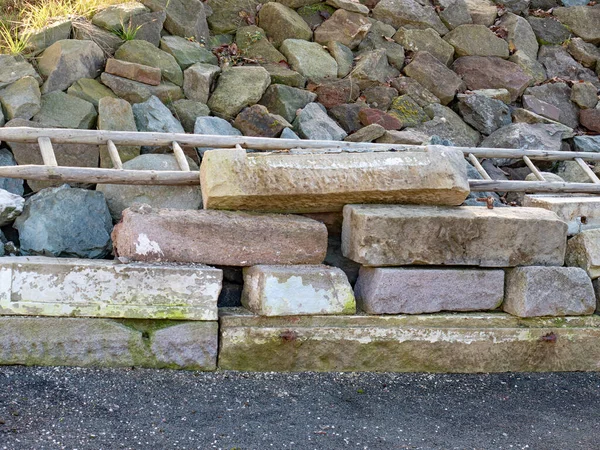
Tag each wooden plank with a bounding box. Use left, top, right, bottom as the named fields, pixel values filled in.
left=0, top=165, right=199, bottom=185
left=574, top=157, right=600, bottom=184
left=522, top=155, right=545, bottom=181
left=37, top=137, right=58, bottom=166
left=470, top=180, right=600, bottom=194
left=106, top=140, right=123, bottom=170
left=172, top=141, right=190, bottom=171
left=467, top=154, right=492, bottom=180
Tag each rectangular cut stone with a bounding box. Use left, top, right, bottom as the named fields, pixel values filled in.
left=219, top=308, right=600, bottom=372
left=566, top=229, right=600, bottom=279
left=112, top=206, right=328, bottom=266
left=355, top=267, right=504, bottom=314
left=0, top=256, right=221, bottom=320
left=0, top=317, right=217, bottom=370
left=105, top=58, right=162, bottom=86
left=200, top=146, right=470, bottom=213
left=342, top=205, right=567, bottom=267
left=523, top=195, right=600, bottom=236
left=242, top=265, right=356, bottom=316
left=503, top=266, right=595, bottom=318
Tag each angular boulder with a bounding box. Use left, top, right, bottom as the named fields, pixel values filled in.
left=404, top=51, right=465, bottom=105
left=14, top=185, right=113, bottom=258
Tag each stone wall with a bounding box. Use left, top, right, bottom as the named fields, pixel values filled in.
left=1, top=0, right=600, bottom=371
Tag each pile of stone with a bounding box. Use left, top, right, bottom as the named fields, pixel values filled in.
left=1, top=0, right=600, bottom=189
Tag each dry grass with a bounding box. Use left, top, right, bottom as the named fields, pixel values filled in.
left=0, top=0, right=121, bottom=54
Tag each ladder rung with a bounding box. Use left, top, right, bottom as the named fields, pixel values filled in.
left=522, top=155, right=545, bottom=181
left=38, top=137, right=58, bottom=167
left=106, top=140, right=123, bottom=170
left=574, top=157, right=600, bottom=184
left=172, top=141, right=190, bottom=172
left=467, top=153, right=492, bottom=180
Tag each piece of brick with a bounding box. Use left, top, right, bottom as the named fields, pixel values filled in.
left=105, top=58, right=162, bottom=86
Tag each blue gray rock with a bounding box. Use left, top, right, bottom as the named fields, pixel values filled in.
left=194, top=116, right=242, bottom=155
left=561, top=0, right=589, bottom=6
left=0, top=149, right=24, bottom=196
left=457, top=93, right=511, bottom=135
left=14, top=185, right=113, bottom=258
left=574, top=136, right=600, bottom=153
left=280, top=128, right=300, bottom=140
left=0, top=189, right=24, bottom=226
left=132, top=95, right=184, bottom=133
left=293, top=103, right=347, bottom=141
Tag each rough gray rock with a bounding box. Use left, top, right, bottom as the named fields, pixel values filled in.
left=538, top=45, right=600, bottom=88
left=372, top=0, right=449, bottom=35
left=183, top=63, right=221, bottom=104
left=457, top=93, right=511, bottom=135
left=524, top=82, right=580, bottom=129
left=0, top=76, right=41, bottom=121
left=207, top=66, right=271, bottom=120
left=0, top=149, right=24, bottom=196
left=259, top=84, right=317, bottom=123
left=168, top=99, right=210, bottom=133
left=280, top=39, right=338, bottom=80
left=0, top=55, right=41, bottom=90
left=37, top=40, right=104, bottom=93
left=97, top=154, right=201, bottom=221
left=415, top=104, right=480, bottom=147
left=293, top=102, right=347, bottom=141
left=573, top=136, right=600, bottom=153
left=141, top=0, right=210, bottom=43
left=498, top=12, right=538, bottom=60
left=0, top=189, right=24, bottom=226
left=160, top=35, right=218, bottom=69
left=115, top=39, right=184, bottom=86
left=32, top=92, right=97, bottom=129
left=194, top=116, right=242, bottom=154
left=14, top=185, right=113, bottom=258
left=132, top=95, right=184, bottom=133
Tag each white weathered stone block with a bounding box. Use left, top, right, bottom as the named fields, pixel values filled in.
left=523, top=195, right=600, bottom=235
left=566, top=229, right=600, bottom=279
left=200, top=146, right=470, bottom=213
left=0, top=256, right=222, bottom=320
left=503, top=266, right=595, bottom=317
left=342, top=205, right=567, bottom=267
left=355, top=267, right=504, bottom=314
left=241, top=265, right=356, bottom=316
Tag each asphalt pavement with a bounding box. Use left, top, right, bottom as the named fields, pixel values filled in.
left=1, top=367, right=599, bottom=450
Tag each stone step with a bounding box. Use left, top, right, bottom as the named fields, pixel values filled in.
left=0, top=256, right=222, bottom=320
left=504, top=266, right=596, bottom=318
left=200, top=146, right=470, bottom=213
left=355, top=267, right=504, bottom=314
left=242, top=265, right=355, bottom=316
left=523, top=195, right=600, bottom=236
left=112, top=205, right=328, bottom=266
left=342, top=205, right=567, bottom=267
left=218, top=308, right=600, bottom=372
left=566, top=229, right=600, bottom=279
left=0, top=317, right=217, bottom=370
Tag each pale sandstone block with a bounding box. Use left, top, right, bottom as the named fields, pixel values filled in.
left=218, top=308, right=600, bottom=372
left=0, top=256, right=221, bottom=320
left=242, top=265, right=356, bottom=316
left=342, top=205, right=567, bottom=267
left=355, top=267, right=504, bottom=314
left=523, top=195, right=600, bottom=235
left=0, top=317, right=217, bottom=369
left=503, top=266, right=595, bottom=317
left=112, top=205, right=327, bottom=266
left=566, top=229, right=600, bottom=279
left=200, top=146, right=470, bottom=213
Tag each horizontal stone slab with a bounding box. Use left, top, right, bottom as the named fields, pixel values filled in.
left=112, top=205, right=327, bottom=266
left=503, top=266, right=595, bottom=318
left=0, top=317, right=217, bottom=370
left=342, top=205, right=567, bottom=267
left=242, top=265, right=355, bottom=316
left=523, top=195, right=600, bottom=236
left=566, top=229, right=600, bottom=279
left=200, top=146, right=470, bottom=213
left=0, top=257, right=221, bottom=320
left=219, top=308, right=600, bottom=372
left=355, top=267, right=504, bottom=314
